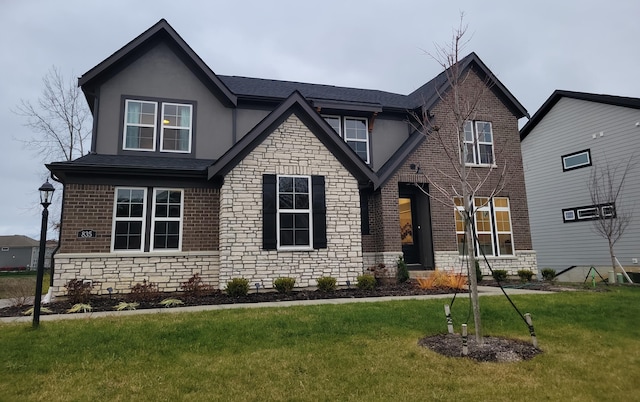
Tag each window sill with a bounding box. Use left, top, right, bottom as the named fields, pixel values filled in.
left=458, top=255, right=517, bottom=260
left=464, top=163, right=497, bottom=168
left=277, top=247, right=314, bottom=252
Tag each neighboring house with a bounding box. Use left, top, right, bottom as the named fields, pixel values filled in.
left=46, top=19, right=535, bottom=295
left=0, top=235, right=55, bottom=270
left=520, top=90, right=640, bottom=276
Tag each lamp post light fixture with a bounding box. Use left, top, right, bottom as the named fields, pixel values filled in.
left=33, top=180, right=55, bottom=328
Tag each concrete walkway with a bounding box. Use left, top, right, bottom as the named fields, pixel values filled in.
left=0, top=286, right=555, bottom=324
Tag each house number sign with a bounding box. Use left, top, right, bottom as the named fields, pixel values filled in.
left=77, top=230, right=97, bottom=239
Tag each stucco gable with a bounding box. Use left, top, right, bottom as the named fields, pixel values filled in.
left=207, top=91, right=378, bottom=188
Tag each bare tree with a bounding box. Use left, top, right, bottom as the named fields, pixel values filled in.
left=410, top=16, right=512, bottom=343
left=588, top=156, right=635, bottom=273
left=14, top=66, right=91, bottom=163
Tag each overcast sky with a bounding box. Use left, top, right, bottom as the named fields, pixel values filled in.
left=1, top=0, right=639, bottom=239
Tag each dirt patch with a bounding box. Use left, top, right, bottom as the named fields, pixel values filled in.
left=419, top=333, right=542, bottom=362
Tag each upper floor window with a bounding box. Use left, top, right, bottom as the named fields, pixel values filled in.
left=561, top=149, right=591, bottom=171
left=124, top=99, right=192, bottom=153
left=323, top=115, right=370, bottom=164
left=463, top=121, right=494, bottom=166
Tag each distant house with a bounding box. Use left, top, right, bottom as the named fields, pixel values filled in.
left=520, top=90, right=640, bottom=277
left=0, top=235, right=55, bottom=271
left=46, top=19, right=535, bottom=295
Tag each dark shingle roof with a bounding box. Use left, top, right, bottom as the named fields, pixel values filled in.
left=49, top=154, right=214, bottom=170
left=0, top=235, right=39, bottom=248
left=218, top=75, right=411, bottom=110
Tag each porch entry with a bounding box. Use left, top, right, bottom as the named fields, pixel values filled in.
left=399, top=184, right=435, bottom=269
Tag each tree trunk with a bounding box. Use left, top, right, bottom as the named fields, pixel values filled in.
left=463, top=187, right=483, bottom=343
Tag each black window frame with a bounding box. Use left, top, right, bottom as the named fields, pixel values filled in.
left=561, top=149, right=592, bottom=172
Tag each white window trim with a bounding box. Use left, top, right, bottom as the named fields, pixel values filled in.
left=492, top=197, right=515, bottom=256
left=463, top=120, right=495, bottom=167
left=123, top=100, right=157, bottom=152
left=322, top=115, right=342, bottom=136
left=160, top=103, right=193, bottom=153
left=564, top=210, right=576, bottom=221
left=1, top=247, right=8, bottom=252
left=150, top=188, right=184, bottom=252
left=474, top=198, right=495, bottom=257
left=111, top=187, right=147, bottom=252
left=343, top=117, right=370, bottom=164
left=276, top=175, right=313, bottom=251
left=562, top=149, right=591, bottom=171
left=577, top=207, right=599, bottom=220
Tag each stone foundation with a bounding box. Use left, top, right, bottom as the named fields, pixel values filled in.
left=52, top=252, right=219, bottom=296
left=434, top=250, right=538, bottom=276
left=362, top=251, right=404, bottom=277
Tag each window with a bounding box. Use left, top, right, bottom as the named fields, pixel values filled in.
left=124, top=100, right=157, bottom=151
left=277, top=176, right=311, bottom=249
left=455, top=196, right=514, bottom=257
left=124, top=99, right=192, bottom=153
left=563, top=203, right=615, bottom=223
left=463, top=121, right=494, bottom=165
left=263, top=174, right=326, bottom=250
left=112, top=187, right=184, bottom=252
left=161, top=103, right=192, bottom=153
left=1, top=247, right=8, bottom=252
left=151, top=189, right=183, bottom=251
left=113, top=188, right=146, bottom=251
left=323, top=116, right=370, bottom=163
left=562, top=149, right=591, bottom=171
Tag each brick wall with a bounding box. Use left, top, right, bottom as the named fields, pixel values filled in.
left=218, top=114, right=364, bottom=289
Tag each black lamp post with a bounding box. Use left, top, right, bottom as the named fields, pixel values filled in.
left=33, top=179, right=55, bottom=328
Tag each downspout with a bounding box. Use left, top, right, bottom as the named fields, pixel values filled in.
left=42, top=172, right=64, bottom=304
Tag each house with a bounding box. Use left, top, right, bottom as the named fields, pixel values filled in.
left=46, top=19, right=536, bottom=295
left=520, top=90, right=640, bottom=279
left=0, top=235, right=55, bottom=271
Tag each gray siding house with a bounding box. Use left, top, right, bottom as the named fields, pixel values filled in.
left=520, top=90, right=640, bottom=276
left=46, top=19, right=535, bottom=295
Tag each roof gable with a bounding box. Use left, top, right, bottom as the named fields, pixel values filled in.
left=207, top=91, right=379, bottom=188
left=78, top=19, right=236, bottom=110
left=520, top=90, right=640, bottom=140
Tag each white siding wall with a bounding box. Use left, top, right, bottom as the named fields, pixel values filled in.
left=522, top=98, right=640, bottom=271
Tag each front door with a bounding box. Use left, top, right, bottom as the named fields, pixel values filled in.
left=399, top=196, right=420, bottom=264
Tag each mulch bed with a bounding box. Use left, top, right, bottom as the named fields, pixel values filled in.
left=418, top=333, right=542, bottom=362
left=0, top=281, right=460, bottom=317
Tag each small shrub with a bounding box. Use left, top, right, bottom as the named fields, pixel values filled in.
left=356, top=274, right=376, bottom=290
left=273, top=277, right=296, bottom=293
left=541, top=268, right=556, bottom=282
left=129, top=280, right=159, bottom=302
left=3, top=278, right=34, bottom=307
left=159, top=298, right=184, bottom=308
left=491, top=270, right=508, bottom=282
left=517, top=269, right=534, bottom=283
left=181, top=273, right=214, bottom=296
left=64, top=279, right=97, bottom=304
left=396, top=256, right=409, bottom=284
left=366, top=263, right=388, bottom=279
left=316, top=276, right=337, bottom=292
left=416, top=270, right=467, bottom=290
left=114, top=302, right=139, bottom=311
left=226, top=278, right=249, bottom=297
left=475, top=260, right=483, bottom=282
left=67, top=303, right=92, bottom=313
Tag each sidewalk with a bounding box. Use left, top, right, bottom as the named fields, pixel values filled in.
left=0, top=286, right=555, bottom=324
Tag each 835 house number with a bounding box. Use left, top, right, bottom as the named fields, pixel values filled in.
left=77, top=230, right=97, bottom=239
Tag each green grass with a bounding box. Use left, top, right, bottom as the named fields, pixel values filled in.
left=1, top=288, right=639, bottom=401
left=0, top=271, right=50, bottom=299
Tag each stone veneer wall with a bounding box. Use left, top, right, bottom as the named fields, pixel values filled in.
left=434, top=250, right=538, bottom=275
left=218, top=114, right=364, bottom=289
left=52, top=252, right=219, bottom=296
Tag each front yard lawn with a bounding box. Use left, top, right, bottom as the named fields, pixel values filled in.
left=1, top=287, right=638, bottom=401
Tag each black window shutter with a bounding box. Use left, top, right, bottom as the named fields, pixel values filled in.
left=311, top=175, right=327, bottom=249
left=360, top=190, right=370, bottom=235
left=262, top=174, right=277, bottom=250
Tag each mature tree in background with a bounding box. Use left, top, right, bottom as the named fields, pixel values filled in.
left=13, top=66, right=91, bottom=236
left=411, top=16, right=511, bottom=343
left=14, top=66, right=91, bottom=162
left=588, top=156, right=635, bottom=276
